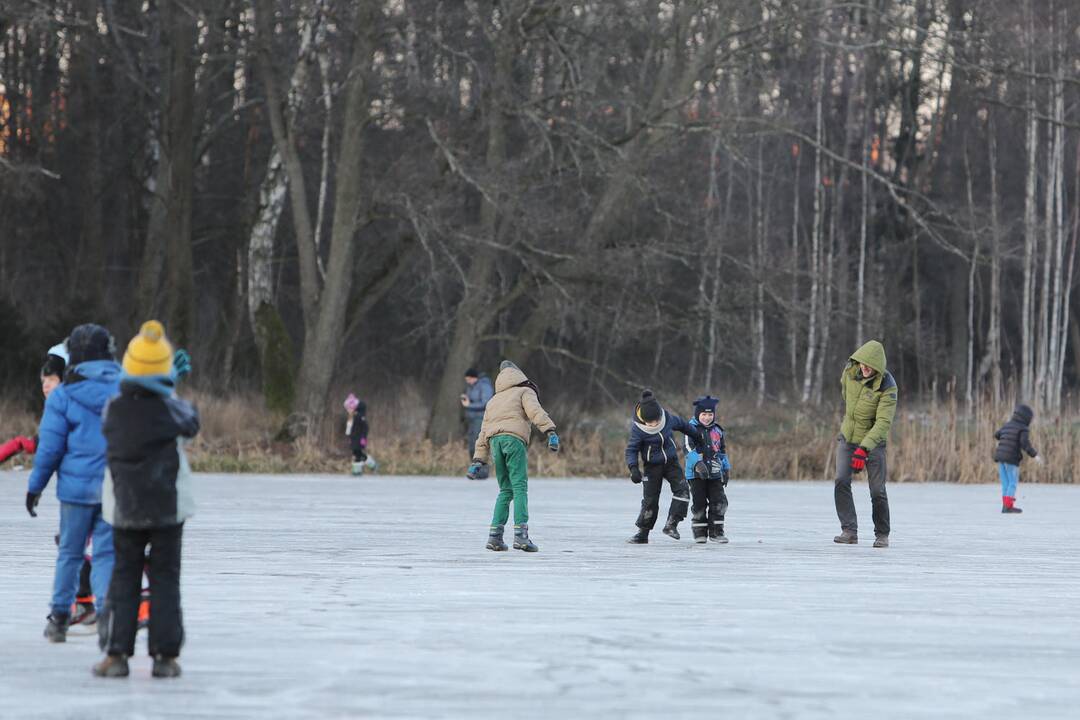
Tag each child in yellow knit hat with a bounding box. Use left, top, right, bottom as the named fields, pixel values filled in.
left=95, top=321, right=199, bottom=679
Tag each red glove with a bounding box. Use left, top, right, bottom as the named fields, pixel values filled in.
left=850, top=447, right=868, bottom=473
left=0, top=436, right=35, bottom=464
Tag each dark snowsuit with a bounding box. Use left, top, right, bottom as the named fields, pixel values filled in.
left=348, top=402, right=370, bottom=463
left=625, top=410, right=696, bottom=530
left=102, top=380, right=199, bottom=659
left=684, top=419, right=729, bottom=539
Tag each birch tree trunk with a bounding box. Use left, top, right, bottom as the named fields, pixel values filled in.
left=753, top=139, right=766, bottom=406
left=800, top=38, right=826, bottom=404
left=1020, top=0, right=1038, bottom=400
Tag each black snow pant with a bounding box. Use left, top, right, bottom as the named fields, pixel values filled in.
left=104, top=523, right=184, bottom=658
left=636, top=459, right=690, bottom=530
left=77, top=559, right=92, bottom=599
left=834, top=438, right=890, bottom=537
left=690, top=477, right=728, bottom=537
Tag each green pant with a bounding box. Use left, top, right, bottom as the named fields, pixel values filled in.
left=489, top=435, right=530, bottom=526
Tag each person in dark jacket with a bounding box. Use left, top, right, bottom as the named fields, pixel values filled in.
left=993, top=404, right=1041, bottom=514
left=344, top=393, right=376, bottom=475
left=624, top=390, right=700, bottom=544
left=683, top=395, right=731, bottom=544
left=27, top=324, right=120, bottom=642
left=461, top=367, right=494, bottom=463
left=95, top=321, right=199, bottom=679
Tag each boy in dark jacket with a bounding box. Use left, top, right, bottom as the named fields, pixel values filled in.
left=683, top=395, right=731, bottom=544
left=344, top=394, right=376, bottom=475
left=624, top=390, right=700, bottom=544
left=95, top=321, right=199, bottom=679
left=27, top=325, right=120, bottom=643
left=993, top=404, right=1041, bottom=514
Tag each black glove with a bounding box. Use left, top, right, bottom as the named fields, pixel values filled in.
left=629, top=466, right=642, bottom=484
left=26, top=491, right=40, bottom=518
left=722, top=469, right=730, bottom=486
left=693, top=461, right=709, bottom=480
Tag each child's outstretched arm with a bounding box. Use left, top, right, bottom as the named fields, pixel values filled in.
left=521, top=390, right=556, bottom=435
left=1019, top=428, right=1038, bottom=458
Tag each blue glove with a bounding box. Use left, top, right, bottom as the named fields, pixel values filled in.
left=172, top=349, right=192, bottom=381
left=466, top=460, right=486, bottom=480
left=547, top=431, right=560, bottom=453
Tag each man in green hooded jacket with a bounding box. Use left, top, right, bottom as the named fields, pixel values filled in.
left=834, top=340, right=897, bottom=548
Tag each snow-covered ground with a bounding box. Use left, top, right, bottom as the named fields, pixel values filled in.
left=1, top=472, right=1078, bottom=719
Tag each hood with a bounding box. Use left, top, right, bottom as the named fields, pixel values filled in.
left=850, top=340, right=887, bottom=376
left=1012, top=404, right=1033, bottom=426
left=65, top=360, right=122, bottom=413
left=494, top=364, right=529, bottom=393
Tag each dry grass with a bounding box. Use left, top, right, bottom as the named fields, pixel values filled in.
left=1, top=384, right=1076, bottom=482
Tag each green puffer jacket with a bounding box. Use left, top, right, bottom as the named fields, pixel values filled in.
left=840, top=340, right=898, bottom=451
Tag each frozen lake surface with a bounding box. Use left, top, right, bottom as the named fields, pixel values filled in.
left=1, top=472, right=1079, bottom=719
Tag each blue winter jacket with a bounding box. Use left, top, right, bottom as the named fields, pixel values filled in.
left=28, top=360, right=122, bottom=505
left=464, top=375, right=494, bottom=420
left=683, top=418, right=730, bottom=480
left=625, top=410, right=700, bottom=468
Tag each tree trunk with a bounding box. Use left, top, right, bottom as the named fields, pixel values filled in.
left=801, top=37, right=825, bottom=403
left=1021, top=0, right=1038, bottom=400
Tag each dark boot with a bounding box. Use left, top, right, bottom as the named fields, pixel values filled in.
left=44, top=613, right=69, bottom=643
left=626, top=528, right=649, bottom=544
left=513, top=524, right=538, bottom=552
left=152, top=655, right=182, bottom=678
left=873, top=535, right=889, bottom=548
left=833, top=530, right=858, bottom=544
left=662, top=520, right=680, bottom=540
left=485, top=524, right=508, bottom=551
left=1002, top=505, right=1023, bottom=514
left=709, top=523, right=729, bottom=544
left=692, top=523, right=709, bottom=544
left=92, top=654, right=129, bottom=678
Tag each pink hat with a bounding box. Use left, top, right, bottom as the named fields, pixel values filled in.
left=344, top=393, right=360, bottom=413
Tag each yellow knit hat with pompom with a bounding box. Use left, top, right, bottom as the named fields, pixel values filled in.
left=123, top=320, right=174, bottom=377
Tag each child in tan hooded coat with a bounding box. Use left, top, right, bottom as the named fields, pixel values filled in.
left=467, top=361, right=560, bottom=552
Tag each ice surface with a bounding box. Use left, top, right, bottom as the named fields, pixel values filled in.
left=2, top=472, right=1079, bottom=719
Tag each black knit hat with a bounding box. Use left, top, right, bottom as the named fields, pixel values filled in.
left=67, top=324, right=115, bottom=367
left=464, top=367, right=479, bottom=378
left=693, top=395, right=719, bottom=420
left=636, top=389, right=662, bottom=423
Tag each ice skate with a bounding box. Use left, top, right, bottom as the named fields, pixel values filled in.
left=626, top=529, right=649, bottom=544
left=71, top=600, right=96, bottom=626
left=486, top=524, right=508, bottom=551
left=709, top=524, right=729, bottom=544
left=513, top=524, right=538, bottom=552
left=873, top=535, right=889, bottom=548
left=662, top=521, right=680, bottom=540
left=351, top=461, right=364, bottom=476
left=92, top=654, right=129, bottom=678
left=692, top=523, right=709, bottom=544
left=152, top=655, right=182, bottom=678
left=44, top=613, right=69, bottom=643
left=833, top=530, right=858, bottom=544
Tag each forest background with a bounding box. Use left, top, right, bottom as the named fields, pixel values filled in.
left=2, top=0, right=1079, bottom=482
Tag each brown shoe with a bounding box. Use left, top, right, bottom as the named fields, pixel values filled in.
left=152, top=655, right=182, bottom=678
left=873, top=535, right=889, bottom=548
left=833, top=530, right=858, bottom=544
left=92, top=654, right=130, bottom=678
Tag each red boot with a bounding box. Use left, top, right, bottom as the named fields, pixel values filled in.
left=1002, top=496, right=1023, bottom=514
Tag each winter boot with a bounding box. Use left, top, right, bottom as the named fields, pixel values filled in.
left=1002, top=496, right=1023, bottom=513
left=692, top=523, right=709, bottom=544
left=833, top=530, right=858, bottom=544
left=710, top=524, right=729, bottom=544
left=92, top=654, right=130, bottom=678
left=626, top=528, right=649, bottom=544
left=351, top=461, right=364, bottom=476
left=513, top=524, right=538, bottom=552
left=152, top=655, right=182, bottom=678
left=44, top=613, right=70, bottom=643
left=873, top=535, right=889, bottom=548
left=486, top=524, right=508, bottom=552
left=662, top=521, right=680, bottom=540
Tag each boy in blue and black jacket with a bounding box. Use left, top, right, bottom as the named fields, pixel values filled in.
left=624, top=390, right=701, bottom=544
left=683, top=395, right=731, bottom=544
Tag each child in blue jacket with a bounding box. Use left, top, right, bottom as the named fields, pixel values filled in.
left=26, top=324, right=120, bottom=642
left=624, top=390, right=701, bottom=544
left=683, top=395, right=731, bottom=543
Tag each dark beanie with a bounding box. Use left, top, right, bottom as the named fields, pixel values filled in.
left=464, top=367, right=479, bottom=378
left=67, top=324, right=114, bottom=366
left=636, top=389, right=662, bottom=423
left=693, top=395, right=719, bottom=419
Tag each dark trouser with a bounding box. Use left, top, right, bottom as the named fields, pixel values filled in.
left=104, top=524, right=184, bottom=658
left=834, top=439, right=890, bottom=537
left=78, top=560, right=92, bottom=599
left=466, top=415, right=484, bottom=458
left=636, top=459, right=690, bottom=530
left=690, top=477, right=728, bottom=534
